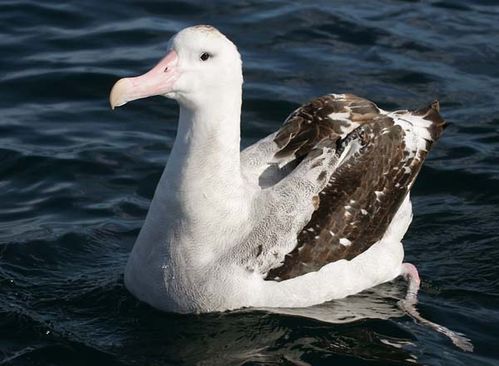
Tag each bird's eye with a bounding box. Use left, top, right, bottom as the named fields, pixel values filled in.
left=200, top=52, right=211, bottom=61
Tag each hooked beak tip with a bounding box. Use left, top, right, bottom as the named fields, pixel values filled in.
left=109, top=78, right=130, bottom=110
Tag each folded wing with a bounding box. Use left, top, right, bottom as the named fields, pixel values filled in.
left=263, top=94, right=445, bottom=280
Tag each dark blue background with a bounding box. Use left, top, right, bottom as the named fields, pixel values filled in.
left=1, top=1, right=498, bottom=365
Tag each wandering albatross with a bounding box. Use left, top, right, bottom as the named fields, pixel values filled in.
left=109, top=25, right=471, bottom=350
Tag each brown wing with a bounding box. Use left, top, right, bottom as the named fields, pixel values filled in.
left=266, top=94, right=445, bottom=281
left=273, top=94, right=381, bottom=160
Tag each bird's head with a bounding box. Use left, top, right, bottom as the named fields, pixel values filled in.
left=110, top=25, right=243, bottom=111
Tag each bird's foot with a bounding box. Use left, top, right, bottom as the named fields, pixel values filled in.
left=398, top=262, right=474, bottom=352
left=401, top=262, right=420, bottom=303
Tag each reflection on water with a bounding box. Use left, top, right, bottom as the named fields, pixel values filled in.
left=259, top=283, right=406, bottom=324
left=1, top=0, right=499, bottom=365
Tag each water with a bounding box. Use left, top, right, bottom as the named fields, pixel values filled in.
left=1, top=0, right=498, bottom=365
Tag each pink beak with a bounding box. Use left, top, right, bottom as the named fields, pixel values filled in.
left=109, top=50, right=179, bottom=109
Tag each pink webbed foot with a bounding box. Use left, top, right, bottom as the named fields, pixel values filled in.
left=398, top=262, right=473, bottom=352
left=401, top=263, right=420, bottom=303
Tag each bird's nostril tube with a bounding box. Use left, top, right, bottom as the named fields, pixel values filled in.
left=164, top=67, right=168, bottom=72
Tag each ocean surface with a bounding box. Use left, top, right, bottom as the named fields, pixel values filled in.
left=1, top=0, right=499, bottom=365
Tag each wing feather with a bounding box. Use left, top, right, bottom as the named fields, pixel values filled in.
left=264, top=94, right=445, bottom=281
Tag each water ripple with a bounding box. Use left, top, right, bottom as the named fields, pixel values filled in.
left=1, top=1, right=499, bottom=365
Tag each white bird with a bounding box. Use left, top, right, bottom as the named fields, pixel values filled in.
left=110, top=24, right=441, bottom=313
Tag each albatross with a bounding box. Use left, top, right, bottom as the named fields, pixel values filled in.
left=109, top=24, right=438, bottom=311
left=109, top=25, right=471, bottom=350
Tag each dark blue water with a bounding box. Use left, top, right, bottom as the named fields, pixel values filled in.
left=1, top=1, right=499, bottom=365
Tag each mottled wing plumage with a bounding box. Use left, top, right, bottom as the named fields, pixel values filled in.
left=265, top=94, right=445, bottom=281
left=273, top=94, right=380, bottom=160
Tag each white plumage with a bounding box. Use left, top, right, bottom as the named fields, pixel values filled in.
left=108, top=25, right=425, bottom=314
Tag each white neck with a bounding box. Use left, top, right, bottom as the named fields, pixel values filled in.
left=156, top=86, right=247, bottom=225
left=126, top=86, right=247, bottom=299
